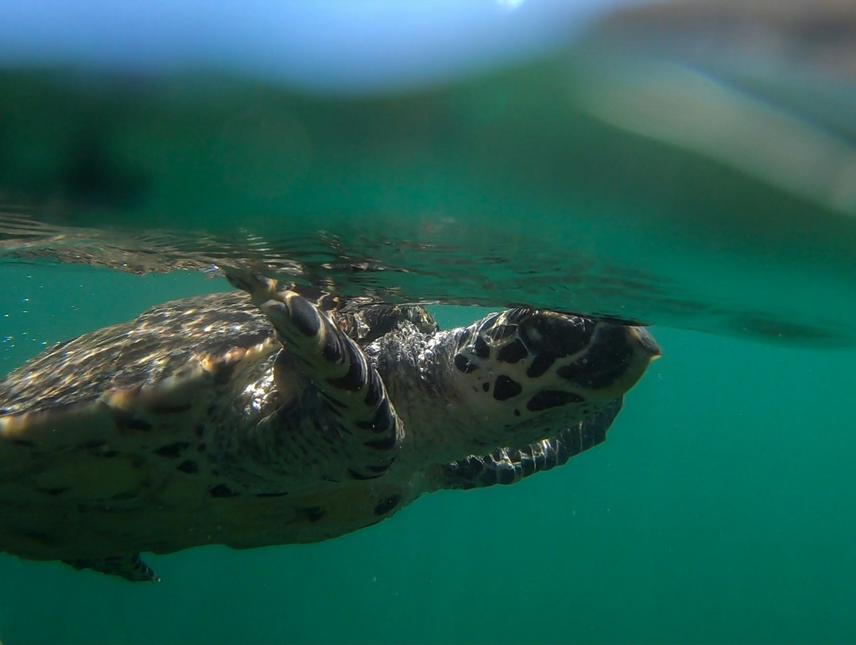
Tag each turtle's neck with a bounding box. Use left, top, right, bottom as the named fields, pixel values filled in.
left=365, top=325, right=476, bottom=467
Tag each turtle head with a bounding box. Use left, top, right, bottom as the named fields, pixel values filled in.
left=442, top=308, right=660, bottom=455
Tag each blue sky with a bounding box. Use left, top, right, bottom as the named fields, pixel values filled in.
left=0, top=0, right=629, bottom=92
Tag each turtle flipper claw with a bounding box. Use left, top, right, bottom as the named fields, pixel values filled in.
left=229, top=269, right=403, bottom=482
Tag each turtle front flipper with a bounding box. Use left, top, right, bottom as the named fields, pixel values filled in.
left=439, top=398, right=622, bottom=490
left=64, top=553, right=159, bottom=582
left=225, top=268, right=403, bottom=483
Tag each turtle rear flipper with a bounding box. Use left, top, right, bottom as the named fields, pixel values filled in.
left=65, top=553, right=159, bottom=582
left=226, top=268, right=403, bottom=482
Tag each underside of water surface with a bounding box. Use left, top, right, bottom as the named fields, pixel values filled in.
left=1, top=9, right=855, bottom=347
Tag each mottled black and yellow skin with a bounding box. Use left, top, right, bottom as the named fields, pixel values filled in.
left=0, top=269, right=659, bottom=582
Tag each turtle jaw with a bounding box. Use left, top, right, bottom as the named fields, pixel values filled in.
left=630, top=326, right=661, bottom=359
left=561, top=322, right=661, bottom=401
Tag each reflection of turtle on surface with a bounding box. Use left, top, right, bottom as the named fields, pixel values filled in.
left=0, top=268, right=659, bottom=582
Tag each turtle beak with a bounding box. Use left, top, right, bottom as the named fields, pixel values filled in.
left=559, top=322, right=660, bottom=400
left=628, top=326, right=661, bottom=361
left=603, top=324, right=661, bottom=396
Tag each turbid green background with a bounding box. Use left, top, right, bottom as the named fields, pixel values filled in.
left=1, top=264, right=854, bottom=644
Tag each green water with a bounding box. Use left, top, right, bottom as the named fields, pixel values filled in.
left=1, top=264, right=855, bottom=644
left=2, top=10, right=856, bottom=641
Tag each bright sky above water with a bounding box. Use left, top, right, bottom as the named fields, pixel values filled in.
left=0, top=0, right=629, bottom=92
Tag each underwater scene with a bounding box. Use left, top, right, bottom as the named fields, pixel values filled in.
left=1, top=1, right=856, bottom=643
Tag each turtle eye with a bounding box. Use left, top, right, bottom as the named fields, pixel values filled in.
left=519, top=314, right=595, bottom=359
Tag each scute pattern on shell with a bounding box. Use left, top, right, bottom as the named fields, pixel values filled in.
left=0, top=292, right=274, bottom=417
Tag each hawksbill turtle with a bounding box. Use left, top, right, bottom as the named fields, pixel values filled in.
left=0, top=268, right=660, bottom=581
